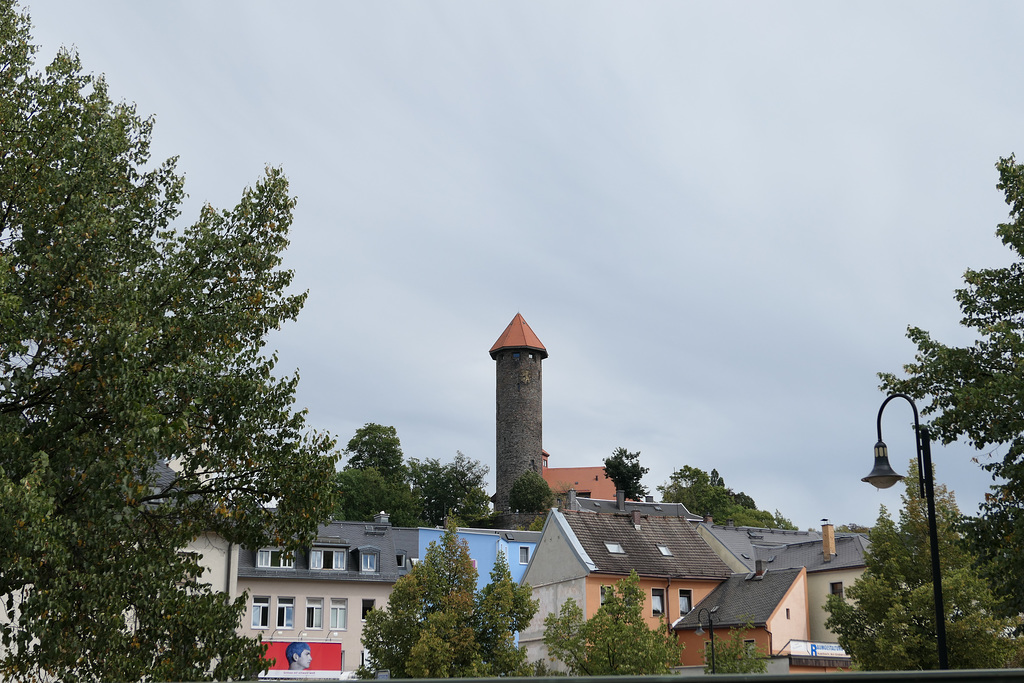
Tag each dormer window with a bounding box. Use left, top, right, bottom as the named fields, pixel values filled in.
left=310, top=548, right=347, bottom=571
left=604, top=541, right=625, bottom=554
left=361, top=552, right=378, bottom=572
left=257, top=549, right=294, bottom=569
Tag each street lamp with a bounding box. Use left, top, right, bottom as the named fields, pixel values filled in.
left=864, top=392, right=948, bottom=670
left=694, top=606, right=719, bottom=674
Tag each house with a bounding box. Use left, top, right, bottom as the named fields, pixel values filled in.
left=518, top=508, right=732, bottom=668
left=234, top=513, right=409, bottom=678
left=540, top=452, right=619, bottom=500
left=415, top=526, right=540, bottom=589
left=697, top=520, right=868, bottom=641
left=671, top=565, right=848, bottom=672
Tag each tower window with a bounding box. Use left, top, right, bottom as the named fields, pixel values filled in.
left=512, top=352, right=520, bottom=359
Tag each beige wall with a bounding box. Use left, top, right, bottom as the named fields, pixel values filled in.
left=807, top=566, right=864, bottom=641
left=765, top=567, right=810, bottom=654
left=187, top=532, right=238, bottom=596
left=237, top=576, right=393, bottom=672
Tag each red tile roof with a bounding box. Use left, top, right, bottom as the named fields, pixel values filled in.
left=489, top=313, right=548, bottom=359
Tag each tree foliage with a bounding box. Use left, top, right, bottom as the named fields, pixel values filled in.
left=409, top=451, right=490, bottom=526
left=542, top=570, right=683, bottom=675
left=603, top=447, right=649, bottom=500
left=706, top=621, right=767, bottom=674
left=880, top=155, right=1024, bottom=625
left=344, top=422, right=406, bottom=482
left=658, top=465, right=795, bottom=529
left=824, top=462, right=1023, bottom=670
left=360, top=521, right=537, bottom=678
left=508, top=470, right=554, bottom=513
left=335, top=466, right=422, bottom=527
left=0, top=3, right=340, bottom=680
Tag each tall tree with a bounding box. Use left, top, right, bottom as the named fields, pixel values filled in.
left=408, top=451, right=491, bottom=526
left=334, top=467, right=422, bottom=527
left=542, top=570, right=683, bottom=675
left=880, top=155, right=1024, bottom=625
left=658, top=465, right=795, bottom=529
left=0, top=4, right=339, bottom=680
left=508, top=470, right=555, bottom=513
left=360, top=521, right=537, bottom=678
left=825, top=462, right=1022, bottom=670
left=344, top=422, right=406, bottom=482
left=603, top=447, right=649, bottom=500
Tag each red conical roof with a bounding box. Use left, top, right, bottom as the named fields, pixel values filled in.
left=489, top=313, right=548, bottom=359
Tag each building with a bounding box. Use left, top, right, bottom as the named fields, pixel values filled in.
left=518, top=508, right=732, bottom=668
left=235, top=514, right=410, bottom=677
left=490, top=313, right=547, bottom=513
left=416, top=526, right=540, bottom=589
left=540, top=451, right=618, bottom=500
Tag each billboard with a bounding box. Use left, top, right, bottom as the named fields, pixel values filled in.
left=260, top=641, right=344, bottom=679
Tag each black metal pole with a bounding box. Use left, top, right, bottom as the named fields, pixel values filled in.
left=697, top=607, right=716, bottom=674
left=874, top=393, right=949, bottom=670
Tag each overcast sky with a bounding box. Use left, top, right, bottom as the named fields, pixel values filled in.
left=25, top=2, right=1024, bottom=530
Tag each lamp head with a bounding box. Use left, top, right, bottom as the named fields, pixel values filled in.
left=862, top=440, right=904, bottom=489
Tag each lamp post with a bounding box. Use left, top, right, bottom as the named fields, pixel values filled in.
left=863, top=392, right=948, bottom=670
left=694, top=606, right=718, bottom=674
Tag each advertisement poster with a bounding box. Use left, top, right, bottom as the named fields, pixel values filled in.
left=260, top=641, right=344, bottom=679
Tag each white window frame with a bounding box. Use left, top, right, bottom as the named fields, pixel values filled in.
left=257, top=548, right=294, bottom=569
left=361, top=552, right=377, bottom=572
left=330, top=598, right=348, bottom=630
left=656, top=544, right=673, bottom=556
left=310, top=548, right=347, bottom=571
left=519, top=546, right=530, bottom=564
left=277, top=597, right=294, bottom=629
left=306, top=598, right=323, bottom=630
left=252, top=596, right=270, bottom=629
left=603, top=541, right=625, bottom=554
left=652, top=588, right=665, bottom=616
left=678, top=589, right=692, bottom=615
left=361, top=598, right=375, bottom=621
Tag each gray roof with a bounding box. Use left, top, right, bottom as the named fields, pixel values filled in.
left=237, top=519, right=403, bottom=582
left=562, top=493, right=701, bottom=520
left=560, top=510, right=732, bottom=580
left=673, top=567, right=804, bottom=630
left=700, top=522, right=867, bottom=572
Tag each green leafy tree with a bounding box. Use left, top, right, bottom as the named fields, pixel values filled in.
left=658, top=465, right=796, bottom=529
left=361, top=521, right=537, bottom=678
left=879, top=155, right=1024, bottom=625
left=335, top=467, right=422, bottom=527
left=825, top=462, right=1023, bottom=670
left=508, top=470, right=555, bottom=513
left=408, top=451, right=490, bottom=526
left=706, top=621, right=767, bottom=674
left=344, top=422, right=407, bottom=482
left=0, top=4, right=339, bottom=681
left=603, top=447, right=649, bottom=500
left=542, top=570, right=683, bottom=675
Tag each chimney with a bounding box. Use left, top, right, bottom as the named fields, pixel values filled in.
left=631, top=509, right=641, bottom=528
left=703, top=514, right=714, bottom=524
left=616, top=489, right=626, bottom=510
left=645, top=495, right=654, bottom=503
left=755, top=559, right=767, bottom=576
left=822, top=519, right=836, bottom=562
left=374, top=511, right=390, bottom=525
left=567, top=489, right=578, bottom=510
left=726, top=519, right=734, bottom=527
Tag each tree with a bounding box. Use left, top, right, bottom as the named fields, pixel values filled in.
left=603, top=447, right=649, bottom=500
left=824, top=462, right=1022, bottom=670
left=508, top=470, right=554, bottom=513
left=0, top=4, right=339, bottom=680
left=706, top=621, right=767, bottom=674
left=334, top=467, right=422, bottom=527
left=408, top=451, right=490, bottom=526
left=344, top=422, right=407, bottom=482
left=542, top=570, right=683, bottom=675
left=879, top=155, right=1024, bottom=625
left=657, top=465, right=796, bottom=530
left=360, top=521, right=537, bottom=678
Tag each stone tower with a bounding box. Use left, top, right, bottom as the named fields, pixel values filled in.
left=490, top=313, right=547, bottom=513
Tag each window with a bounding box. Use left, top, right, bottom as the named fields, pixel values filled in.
left=830, top=581, right=845, bottom=599
left=652, top=588, right=665, bottom=616
left=786, top=608, right=791, bottom=619
left=519, top=546, right=530, bottom=564
left=361, top=599, right=375, bottom=621
left=656, top=544, right=673, bottom=556
left=396, top=553, right=406, bottom=568
left=330, top=598, right=348, bottom=630
left=678, top=589, right=692, bottom=614
left=306, top=598, right=323, bottom=630
left=310, top=549, right=346, bottom=571
left=252, top=596, right=270, bottom=629
left=277, top=597, right=294, bottom=629
left=361, top=552, right=377, bottom=572
left=257, top=549, right=294, bottom=569
left=600, top=586, right=608, bottom=605
left=603, top=541, right=625, bottom=554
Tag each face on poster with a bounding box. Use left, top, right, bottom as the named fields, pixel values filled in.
left=260, top=641, right=343, bottom=679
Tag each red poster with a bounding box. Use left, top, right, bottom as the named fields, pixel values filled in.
left=260, top=641, right=344, bottom=679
